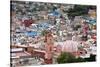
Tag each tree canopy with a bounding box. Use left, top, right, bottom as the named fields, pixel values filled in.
left=67, top=5, right=96, bottom=19
left=57, top=52, right=86, bottom=63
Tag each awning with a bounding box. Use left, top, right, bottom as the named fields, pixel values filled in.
left=48, top=11, right=61, bottom=17
left=25, top=31, right=38, bottom=37
left=82, top=16, right=96, bottom=25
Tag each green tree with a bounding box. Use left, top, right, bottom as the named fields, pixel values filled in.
left=41, top=30, right=48, bottom=36
left=75, top=57, right=86, bottom=62
left=57, top=52, right=86, bottom=64
left=57, top=52, right=76, bottom=63
left=67, top=5, right=96, bottom=19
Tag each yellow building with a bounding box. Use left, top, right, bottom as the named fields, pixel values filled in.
left=88, top=9, right=96, bottom=18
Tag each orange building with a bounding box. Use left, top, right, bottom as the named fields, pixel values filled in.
left=44, top=33, right=54, bottom=64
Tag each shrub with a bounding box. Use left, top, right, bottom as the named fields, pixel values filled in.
left=57, top=52, right=76, bottom=63
left=57, top=52, right=86, bottom=64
